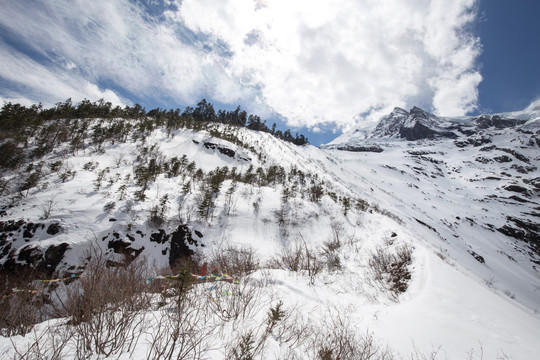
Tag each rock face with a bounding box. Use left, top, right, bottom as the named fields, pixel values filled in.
left=169, top=225, right=201, bottom=268
left=326, top=106, right=538, bottom=153
left=101, top=225, right=204, bottom=268
left=1, top=242, right=70, bottom=278
left=336, top=145, right=383, bottom=153
left=201, top=141, right=251, bottom=161
left=371, top=107, right=458, bottom=140
left=474, top=115, right=527, bottom=129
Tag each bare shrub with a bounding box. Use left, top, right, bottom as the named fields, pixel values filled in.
left=10, top=324, right=74, bottom=360
left=268, top=240, right=304, bottom=272
left=206, top=279, right=266, bottom=323
left=264, top=301, right=310, bottom=353
left=146, top=285, right=215, bottom=360
left=367, top=245, right=412, bottom=301
left=268, top=238, right=325, bottom=285
left=312, top=314, right=393, bottom=360
left=209, top=245, right=260, bottom=277
left=227, top=331, right=260, bottom=360
left=321, top=236, right=343, bottom=272
left=40, top=195, right=57, bottom=220
left=53, top=245, right=150, bottom=357
left=0, top=272, right=47, bottom=337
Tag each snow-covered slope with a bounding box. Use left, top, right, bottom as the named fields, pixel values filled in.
left=1, top=110, right=540, bottom=358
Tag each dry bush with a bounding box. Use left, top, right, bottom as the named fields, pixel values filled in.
left=0, top=272, right=47, bottom=337
left=52, top=245, right=150, bottom=357
left=367, top=245, right=412, bottom=301
left=268, top=239, right=324, bottom=285
left=268, top=241, right=304, bottom=272
left=206, top=279, right=266, bottom=323
left=209, top=245, right=260, bottom=277
left=9, top=324, right=74, bottom=360
left=225, top=299, right=309, bottom=360
left=321, top=237, right=343, bottom=272
left=146, top=285, right=215, bottom=360
left=312, top=314, right=393, bottom=360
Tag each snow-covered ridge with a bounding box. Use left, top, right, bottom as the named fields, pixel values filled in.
left=324, top=105, right=540, bottom=149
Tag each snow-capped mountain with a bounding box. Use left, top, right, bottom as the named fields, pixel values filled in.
left=1, top=103, right=540, bottom=359
left=322, top=105, right=540, bottom=305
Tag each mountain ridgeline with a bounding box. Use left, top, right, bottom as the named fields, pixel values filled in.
left=0, top=98, right=307, bottom=165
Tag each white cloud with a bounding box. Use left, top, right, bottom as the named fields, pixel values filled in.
left=176, top=0, right=482, bottom=127
left=0, top=42, right=126, bottom=107
left=0, top=0, right=481, bottom=128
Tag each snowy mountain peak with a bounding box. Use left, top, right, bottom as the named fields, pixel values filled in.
left=371, top=106, right=457, bottom=140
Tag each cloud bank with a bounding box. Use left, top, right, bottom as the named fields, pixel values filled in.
left=0, top=0, right=482, bottom=129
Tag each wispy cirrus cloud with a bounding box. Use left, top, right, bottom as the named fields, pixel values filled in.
left=0, top=0, right=482, bottom=129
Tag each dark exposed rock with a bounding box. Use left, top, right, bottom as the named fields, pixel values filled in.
left=474, top=115, right=526, bottom=129
left=523, top=177, right=540, bottom=190
left=454, top=140, right=470, bottom=148
left=400, top=122, right=457, bottom=141
left=108, top=239, right=144, bottom=263
left=418, top=156, right=442, bottom=164
left=407, top=150, right=437, bottom=156
left=336, top=145, right=383, bottom=153
left=475, top=157, right=492, bottom=164
left=415, top=218, right=437, bottom=232
left=479, top=145, right=496, bottom=152
left=203, top=142, right=236, bottom=158
left=497, top=148, right=530, bottom=163
left=169, top=225, right=199, bottom=268
left=508, top=195, right=531, bottom=203
left=0, top=219, right=25, bottom=232
left=470, top=137, right=492, bottom=146
left=150, top=229, right=168, bottom=244
left=511, top=164, right=537, bottom=174
left=23, top=222, right=43, bottom=239
left=456, top=136, right=492, bottom=148
left=457, top=127, right=475, bottom=136
left=494, top=155, right=512, bottom=163
left=17, top=245, right=42, bottom=264
left=504, top=185, right=529, bottom=194
left=43, top=243, right=70, bottom=274
left=2, top=242, right=70, bottom=278
left=498, top=217, right=540, bottom=256
left=46, top=223, right=61, bottom=235
left=194, top=230, right=203, bottom=238
left=467, top=250, right=485, bottom=263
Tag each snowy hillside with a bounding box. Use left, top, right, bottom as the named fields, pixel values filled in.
left=1, top=103, right=540, bottom=359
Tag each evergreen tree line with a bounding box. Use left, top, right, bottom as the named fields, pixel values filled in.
left=0, top=98, right=308, bottom=146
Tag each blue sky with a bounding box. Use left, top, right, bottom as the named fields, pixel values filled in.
left=475, top=0, right=540, bottom=114
left=0, top=0, right=538, bottom=145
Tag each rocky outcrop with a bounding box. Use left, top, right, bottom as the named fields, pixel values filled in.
left=336, top=145, right=383, bottom=153
left=498, top=216, right=540, bottom=260
left=169, top=225, right=198, bottom=268
left=204, top=142, right=236, bottom=158
left=1, top=242, right=70, bottom=278
left=474, top=115, right=527, bottom=129
left=371, top=107, right=458, bottom=140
